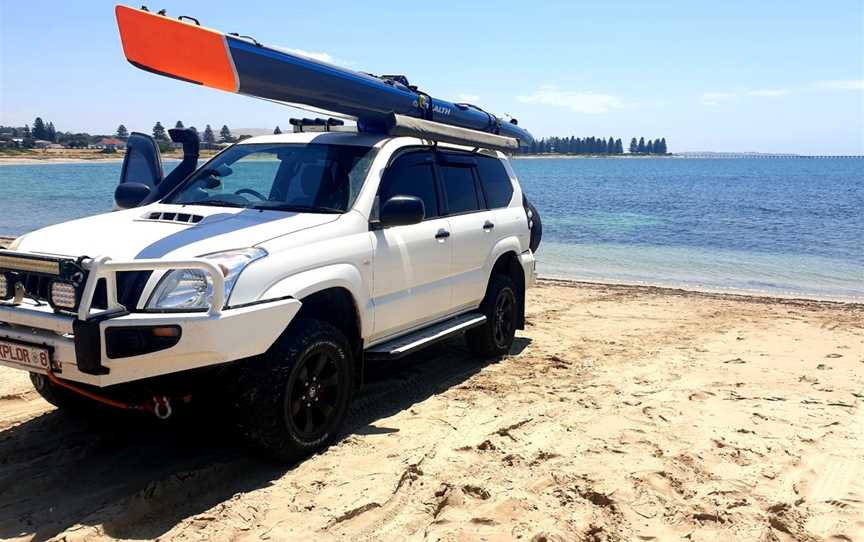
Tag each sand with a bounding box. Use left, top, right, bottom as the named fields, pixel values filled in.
left=0, top=279, right=861, bottom=541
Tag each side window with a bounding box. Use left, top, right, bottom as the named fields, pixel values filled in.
left=379, top=152, right=440, bottom=219
left=477, top=156, right=514, bottom=208
left=439, top=164, right=481, bottom=215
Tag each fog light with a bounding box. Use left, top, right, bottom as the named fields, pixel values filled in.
left=50, top=280, right=78, bottom=310
left=0, top=274, right=9, bottom=300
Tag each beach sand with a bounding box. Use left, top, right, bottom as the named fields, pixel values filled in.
left=0, top=277, right=861, bottom=541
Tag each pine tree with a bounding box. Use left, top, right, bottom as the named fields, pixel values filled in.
left=188, top=126, right=199, bottom=140
left=174, top=120, right=184, bottom=129
left=152, top=121, right=167, bottom=141
left=22, top=125, right=31, bottom=139
left=629, top=137, right=638, bottom=154
left=115, top=124, right=129, bottom=138
left=637, top=137, right=646, bottom=153
left=615, top=138, right=623, bottom=154
left=32, top=117, right=47, bottom=140
left=46, top=122, right=56, bottom=142
left=646, top=140, right=654, bottom=154
left=219, top=125, right=233, bottom=143
left=203, top=124, right=215, bottom=145
left=274, top=126, right=282, bottom=135
left=659, top=137, right=668, bottom=154
left=607, top=137, right=615, bottom=154
left=653, top=138, right=662, bottom=154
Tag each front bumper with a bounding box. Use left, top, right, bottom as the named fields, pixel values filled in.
left=0, top=252, right=301, bottom=386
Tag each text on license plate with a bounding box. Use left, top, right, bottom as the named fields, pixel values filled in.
left=0, top=339, right=51, bottom=372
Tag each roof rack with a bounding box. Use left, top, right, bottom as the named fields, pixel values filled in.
left=289, top=117, right=354, bottom=133
left=287, top=114, right=519, bottom=152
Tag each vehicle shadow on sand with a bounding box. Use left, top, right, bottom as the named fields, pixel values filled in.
left=0, top=336, right=532, bottom=541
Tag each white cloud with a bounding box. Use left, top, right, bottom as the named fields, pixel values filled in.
left=814, top=79, right=864, bottom=90
left=702, top=92, right=737, bottom=106
left=517, top=87, right=623, bottom=113
left=745, top=89, right=790, bottom=97
left=455, top=94, right=480, bottom=103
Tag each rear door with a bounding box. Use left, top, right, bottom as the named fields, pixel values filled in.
left=436, top=152, right=496, bottom=311
left=370, top=150, right=453, bottom=340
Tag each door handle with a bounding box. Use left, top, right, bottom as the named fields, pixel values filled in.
left=435, top=228, right=451, bottom=240
left=483, top=221, right=495, bottom=231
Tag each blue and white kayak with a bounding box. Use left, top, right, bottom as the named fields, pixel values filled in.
left=115, top=5, right=534, bottom=147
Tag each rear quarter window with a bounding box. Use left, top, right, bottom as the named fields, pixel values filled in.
left=477, top=157, right=514, bottom=208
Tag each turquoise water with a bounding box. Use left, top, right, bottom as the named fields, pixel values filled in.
left=0, top=157, right=862, bottom=300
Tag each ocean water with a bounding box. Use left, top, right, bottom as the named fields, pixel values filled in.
left=0, top=157, right=861, bottom=300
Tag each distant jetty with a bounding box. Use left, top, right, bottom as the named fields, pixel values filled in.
left=676, top=152, right=863, bottom=159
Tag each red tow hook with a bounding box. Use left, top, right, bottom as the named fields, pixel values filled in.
left=44, top=370, right=176, bottom=419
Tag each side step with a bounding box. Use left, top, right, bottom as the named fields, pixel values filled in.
left=366, top=312, right=487, bottom=360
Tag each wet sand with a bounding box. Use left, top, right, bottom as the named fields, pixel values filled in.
left=0, top=278, right=861, bottom=541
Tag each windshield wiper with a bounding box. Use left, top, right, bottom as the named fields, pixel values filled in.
left=250, top=203, right=343, bottom=214
left=189, top=199, right=248, bottom=208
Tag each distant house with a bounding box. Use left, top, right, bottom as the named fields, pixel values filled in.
left=90, top=137, right=127, bottom=151
left=32, top=139, right=57, bottom=149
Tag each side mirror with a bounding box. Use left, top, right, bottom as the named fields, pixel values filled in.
left=114, top=182, right=152, bottom=210
left=380, top=195, right=425, bottom=228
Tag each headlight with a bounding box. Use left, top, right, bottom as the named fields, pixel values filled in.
left=147, top=248, right=267, bottom=310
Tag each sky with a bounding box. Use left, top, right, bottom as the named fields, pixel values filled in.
left=1, top=0, right=863, bottom=154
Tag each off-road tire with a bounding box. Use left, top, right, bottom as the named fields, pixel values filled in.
left=232, top=318, right=354, bottom=463
left=466, top=275, right=519, bottom=357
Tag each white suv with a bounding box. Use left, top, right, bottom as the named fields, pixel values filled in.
left=0, top=127, right=540, bottom=460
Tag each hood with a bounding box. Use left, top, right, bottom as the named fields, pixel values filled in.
left=16, top=203, right=340, bottom=260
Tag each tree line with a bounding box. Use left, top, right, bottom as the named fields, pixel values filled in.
left=0, top=117, right=284, bottom=150
left=3, top=116, right=670, bottom=156
left=518, top=136, right=668, bottom=155
left=145, top=120, right=252, bottom=146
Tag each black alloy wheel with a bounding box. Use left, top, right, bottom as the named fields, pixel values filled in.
left=286, top=346, right=343, bottom=441
left=466, top=274, right=519, bottom=357
left=492, top=287, right=517, bottom=350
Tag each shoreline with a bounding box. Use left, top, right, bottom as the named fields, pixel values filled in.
left=1, top=234, right=858, bottom=306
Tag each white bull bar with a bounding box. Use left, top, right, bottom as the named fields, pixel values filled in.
left=76, top=256, right=226, bottom=319
left=0, top=253, right=301, bottom=386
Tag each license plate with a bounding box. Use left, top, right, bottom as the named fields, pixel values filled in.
left=0, top=338, right=52, bottom=372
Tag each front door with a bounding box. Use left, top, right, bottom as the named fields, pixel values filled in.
left=370, top=150, right=453, bottom=341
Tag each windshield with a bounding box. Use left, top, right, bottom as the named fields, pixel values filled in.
left=164, top=142, right=378, bottom=213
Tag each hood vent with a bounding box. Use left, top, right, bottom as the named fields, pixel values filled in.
left=142, top=211, right=204, bottom=224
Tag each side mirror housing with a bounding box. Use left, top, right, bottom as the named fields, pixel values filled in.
left=114, top=182, right=152, bottom=210
left=380, top=195, right=425, bottom=228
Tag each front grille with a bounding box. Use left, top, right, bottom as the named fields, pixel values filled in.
left=19, top=272, right=53, bottom=303
left=4, top=270, right=151, bottom=312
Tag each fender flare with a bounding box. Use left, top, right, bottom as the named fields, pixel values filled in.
left=261, top=264, right=372, bottom=337
left=484, top=237, right=524, bottom=279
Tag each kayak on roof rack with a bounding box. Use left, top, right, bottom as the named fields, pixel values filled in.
left=114, top=4, right=534, bottom=147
